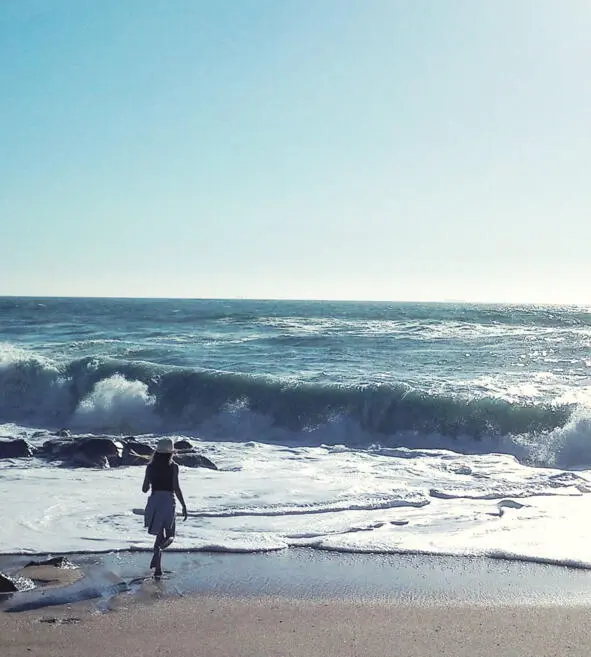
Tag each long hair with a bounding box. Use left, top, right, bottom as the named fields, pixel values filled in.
left=150, top=451, right=173, bottom=471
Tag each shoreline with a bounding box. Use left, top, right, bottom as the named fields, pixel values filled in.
left=3, top=548, right=591, bottom=616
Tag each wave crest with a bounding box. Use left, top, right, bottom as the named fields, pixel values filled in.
left=0, top=347, right=585, bottom=468
left=71, top=374, right=157, bottom=434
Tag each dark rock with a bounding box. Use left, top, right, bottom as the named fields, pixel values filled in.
left=84, top=437, right=123, bottom=468
left=43, top=437, right=123, bottom=468
left=67, top=453, right=110, bottom=469
left=0, top=438, right=35, bottom=459
left=123, top=440, right=154, bottom=456
left=33, top=435, right=217, bottom=469
left=120, top=440, right=153, bottom=466
left=78, top=437, right=122, bottom=458
left=40, top=438, right=76, bottom=458
left=0, top=573, right=19, bottom=593
left=24, top=556, right=74, bottom=568
left=73, top=437, right=123, bottom=468
left=31, top=430, right=50, bottom=439
left=175, top=453, right=218, bottom=470
left=174, top=439, right=195, bottom=451
left=54, top=428, right=71, bottom=438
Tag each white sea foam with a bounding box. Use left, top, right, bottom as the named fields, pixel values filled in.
left=2, top=437, right=591, bottom=568
left=515, top=407, right=591, bottom=469
left=70, top=374, right=157, bottom=434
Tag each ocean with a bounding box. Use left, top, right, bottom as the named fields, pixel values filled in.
left=2, top=297, right=591, bottom=565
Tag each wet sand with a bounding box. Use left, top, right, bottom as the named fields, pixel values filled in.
left=2, top=550, right=591, bottom=656
left=4, top=549, right=591, bottom=612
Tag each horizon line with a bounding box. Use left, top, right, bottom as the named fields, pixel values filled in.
left=0, top=294, right=589, bottom=308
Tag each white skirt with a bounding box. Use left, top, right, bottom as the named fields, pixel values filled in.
left=144, top=491, right=176, bottom=537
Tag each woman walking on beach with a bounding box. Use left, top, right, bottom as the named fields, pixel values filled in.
left=142, top=438, right=187, bottom=577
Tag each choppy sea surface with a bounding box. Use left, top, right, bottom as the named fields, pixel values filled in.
left=2, top=297, right=591, bottom=565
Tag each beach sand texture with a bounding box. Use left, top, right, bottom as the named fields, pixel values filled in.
left=2, top=596, right=591, bottom=657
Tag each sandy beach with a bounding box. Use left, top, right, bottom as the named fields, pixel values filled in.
left=3, top=595, right=591, bottom=657
left=2, top=550, right=591, bottom=656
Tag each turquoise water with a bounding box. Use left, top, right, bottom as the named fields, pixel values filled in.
left=1, top=298, right=589, bottom=448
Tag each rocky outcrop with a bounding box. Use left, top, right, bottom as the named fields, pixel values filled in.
left=10, top=433, right=217, bottom=470
left=24, top=556, right=74, bottom=568
left=39, top=437, right=76, bottom=458
left=174, top=439, right=195, bottom=451
left=0, top=573, right=20, bottom=593
left=77, top=437, right=122, bottom=461
left=0, top=438, right=35, bottom=459
left=41, top=437, right=123, bottom=468
left=121, top=440, right=154, bottom=465
left=175, top=452, right=218, bottom=470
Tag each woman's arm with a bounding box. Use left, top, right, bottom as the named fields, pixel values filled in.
left=172, top=464, right=188, bottom=520
left=142, top=466, right=151, bottom=493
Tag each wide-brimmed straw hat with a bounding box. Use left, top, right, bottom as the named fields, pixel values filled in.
left=155, top=438, right=174, bottom=454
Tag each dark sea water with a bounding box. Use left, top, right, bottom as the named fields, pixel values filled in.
left=1, top=297, right=590, bottom=450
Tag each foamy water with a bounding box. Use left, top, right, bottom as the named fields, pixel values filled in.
left=3, top=428, right=591, bottom=567
left=2, top=298, right=591, bottom=566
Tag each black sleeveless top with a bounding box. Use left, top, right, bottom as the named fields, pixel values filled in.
left=148, top=462, right=176, bottom=492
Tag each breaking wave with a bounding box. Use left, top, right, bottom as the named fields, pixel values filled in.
left=2, top=346, right=589, bottom=469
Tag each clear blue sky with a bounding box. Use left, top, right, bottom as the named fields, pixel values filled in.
left=1, top=0, right=590, bottom=302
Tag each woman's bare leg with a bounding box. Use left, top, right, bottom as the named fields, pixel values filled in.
left=150, top=530, right=165, bottom=575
